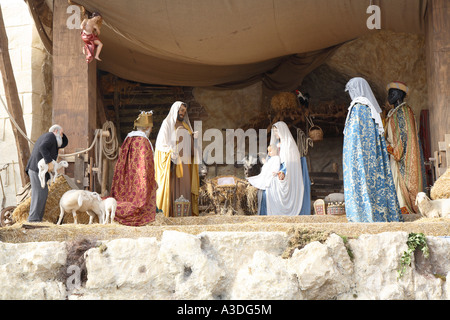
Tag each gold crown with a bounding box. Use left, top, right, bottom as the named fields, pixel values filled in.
left=134, top=111, right=153, bottom=129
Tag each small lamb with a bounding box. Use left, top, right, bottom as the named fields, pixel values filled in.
left=102, top=197, right=117, bottom=224
left=415, top=192, right=450, bottom=218
left=57, top=190, right=104, bottom=225
left=38, top=159, right=69, bottom=188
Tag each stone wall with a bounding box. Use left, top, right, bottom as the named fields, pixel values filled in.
left=0, top=231, right=448, bottom=300
left=325, top=30, right=427, bottom=117
left=0, top=0, right=52, bottom=207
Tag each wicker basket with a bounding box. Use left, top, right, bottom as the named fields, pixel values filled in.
left=326, top=202, right=346, bottom=215
left=306, top=116, right=323, bottom=142
left=308, top=125, right=323, bottom=142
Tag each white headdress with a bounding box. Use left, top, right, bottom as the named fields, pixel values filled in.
left=345, top=77, right=384, bottom=135
left=155, top=101, right=192, bottom=153
left=264, top=121, right=304, bottom=216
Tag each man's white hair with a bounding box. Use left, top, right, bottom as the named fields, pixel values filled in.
left=49, top=124, right=62, bottom=133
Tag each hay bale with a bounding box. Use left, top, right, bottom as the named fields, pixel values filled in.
left=11, top=175, right=91, bottom=225
left=431, top=168, right=450, bottom=200
left=271, top=92, right=298, bottom=112
left=200, top=176, right=258, bottom=215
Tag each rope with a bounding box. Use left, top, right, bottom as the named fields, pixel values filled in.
left=1, top=93, right=121, bottom=183
left=1, top=93, right=119, bottom=159
left=101, top=121, right=119, bottom=160
left=1, top=93, right=122, bottom=193
left=0, top=164, right=8, bottom=210
left=60, top=129, right=101, bottom=158
left=296, top=128, right=313, bottom=157
left=0, top=95, right=34, bottom=145
left=94, top=121, right=119, bottom=185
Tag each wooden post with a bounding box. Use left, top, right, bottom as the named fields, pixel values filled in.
left=52, top=0, right=97, bottom=182
left=425, top=0, right=450, bottom=156
left=113, top=75, right=122, bottom=144
left=0, top=6, right=31, bottom=186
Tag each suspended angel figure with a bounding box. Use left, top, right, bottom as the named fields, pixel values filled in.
left=81, top=11, right=103, bottom=63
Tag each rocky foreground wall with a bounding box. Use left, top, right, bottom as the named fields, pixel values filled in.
left=0, top=231, right=448, bottom=300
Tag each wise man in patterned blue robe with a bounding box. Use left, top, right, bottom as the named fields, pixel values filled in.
left=343, top=77, right=401, bottom=223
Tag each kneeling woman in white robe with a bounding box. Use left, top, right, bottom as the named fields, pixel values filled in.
left=251, top=121, right=304, bottom=216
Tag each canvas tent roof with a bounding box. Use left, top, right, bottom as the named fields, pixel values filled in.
left=50, top=0, right=427, bottom=90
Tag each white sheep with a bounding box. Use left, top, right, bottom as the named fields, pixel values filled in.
left=415, top=192, right=450, bottom=218
left=38, top=159, right=69, bottom=188
left=102, top=197, right=117, bottom=224
left=57, top=190, right=104, bottom=225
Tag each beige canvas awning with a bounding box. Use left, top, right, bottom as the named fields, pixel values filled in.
left=60, top=0, right=427, bottom=89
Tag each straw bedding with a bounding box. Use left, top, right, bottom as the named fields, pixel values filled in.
left=2, top=174, right=448, bottom=244
left=0, top=213, right=448, bottom=244
left=199, top=177, right=258, bottom=215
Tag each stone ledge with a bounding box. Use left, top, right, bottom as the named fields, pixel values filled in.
left=0, top=214, right=448, bottom=243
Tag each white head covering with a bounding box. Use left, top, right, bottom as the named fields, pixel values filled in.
left=345, top=77, right=384, bottom=135
left=155, top=101, right=193, bottom=153
left=264, top=121, right=304, bottom=215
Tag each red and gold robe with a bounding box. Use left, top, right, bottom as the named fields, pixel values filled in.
left=111, top=136, right=157, bottom=226
left=385, top=103, right=426, bottom=214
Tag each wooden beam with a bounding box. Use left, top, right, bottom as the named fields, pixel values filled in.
left=425, top=0, right=450, bottom=156
left=446, top=134, right=450, bottom=169
left=24, top=0, right=53, bottom=55
left=96, top=86, right=107, bottom=126
left=0, top=6, right=31, bottom=187
left=52, top=0, right=97, bottom=180
left=113, top=75, right=122, bottom=144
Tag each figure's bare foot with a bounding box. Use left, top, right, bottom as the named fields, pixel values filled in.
left=95, top=56, right=102, bottom=61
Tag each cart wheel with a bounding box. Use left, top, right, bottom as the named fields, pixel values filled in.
left=0, top=206, right=16, bottom=227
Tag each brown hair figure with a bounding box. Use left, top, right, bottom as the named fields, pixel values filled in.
left=80, top=11, right=103, bottom=63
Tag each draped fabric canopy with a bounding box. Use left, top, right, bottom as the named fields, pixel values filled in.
left=67, top=0, right=426, bottom=89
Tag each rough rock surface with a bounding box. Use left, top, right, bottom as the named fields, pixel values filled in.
left=0, top=231, right=448, bottom=300
left=0, top=241, right=66, bottom=299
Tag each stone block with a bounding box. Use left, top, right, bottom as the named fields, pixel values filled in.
left=0, top=241, right=67, bottom=300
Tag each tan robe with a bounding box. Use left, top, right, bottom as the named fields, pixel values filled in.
left=170, top=126, right=193, bottom=216
left=385, top=103, right=426, bottom=214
